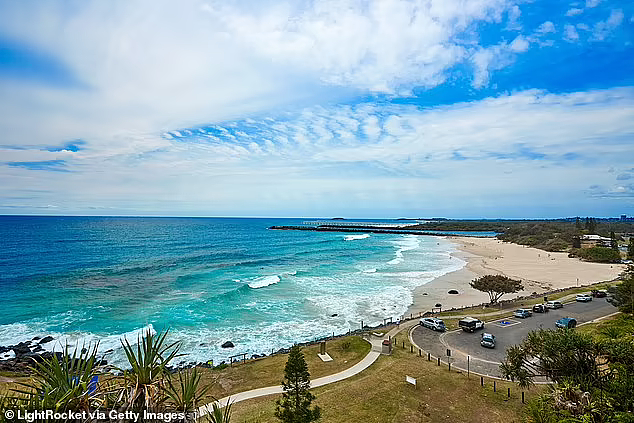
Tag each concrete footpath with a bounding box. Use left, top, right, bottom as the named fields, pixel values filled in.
left=198, top=334, right=390, bottom=415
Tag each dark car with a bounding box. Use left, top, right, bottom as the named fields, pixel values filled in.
left=592, top=289, right=608, bottom=298
left=458, top=317, right=484, bottom=333
left=556, top=317, right=577, bottom=329
left=532, top=304, right=549, bottom=313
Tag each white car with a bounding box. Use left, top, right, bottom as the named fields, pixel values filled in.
left=545, top=300, right=563, bottom=309
left=576, top=294, right=592, bottom=302
left=419, top=317, right=446, bottom=332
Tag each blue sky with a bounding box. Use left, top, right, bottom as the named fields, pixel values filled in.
left=0, top=0, right=633, bottom=218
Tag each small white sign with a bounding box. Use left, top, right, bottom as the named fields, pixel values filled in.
left=406, top=375, right=416, bottom=386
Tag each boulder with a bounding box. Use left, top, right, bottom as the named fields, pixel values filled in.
left=448, top=290, right=459, bottom=295
left=39, top=336, right=54, bottom=344
left=331, top=313, right=338, bottom=317
left=221, top=341, right=234, bottom=349
left=12, top=344, right=31, bottom=356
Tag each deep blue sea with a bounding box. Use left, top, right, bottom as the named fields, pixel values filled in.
left=0, top=216, right=482, bottom=366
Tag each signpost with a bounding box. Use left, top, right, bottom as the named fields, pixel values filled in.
left=406, top=375, right=417, bottom=389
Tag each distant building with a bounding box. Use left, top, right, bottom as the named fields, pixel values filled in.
left=580, top=234, right=612, bottom=248
left=621, top=214, right=627, bottom=222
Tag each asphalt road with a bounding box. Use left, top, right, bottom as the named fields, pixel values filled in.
left=410, top=296, right=617, bottom=378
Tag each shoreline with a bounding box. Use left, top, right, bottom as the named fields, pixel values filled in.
left=406, top=236, right=627, bottom=316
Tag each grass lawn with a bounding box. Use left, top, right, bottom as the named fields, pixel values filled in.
left=198, top=336, right=370, bottom=403
left=225, top=339, right=540, bottom=423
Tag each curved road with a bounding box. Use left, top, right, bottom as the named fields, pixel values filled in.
left=410, top=297, right=617, bottom=378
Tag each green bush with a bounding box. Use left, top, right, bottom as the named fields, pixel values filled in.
left=574, top=246, right=622, bottom=263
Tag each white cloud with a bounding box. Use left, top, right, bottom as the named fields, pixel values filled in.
left=564, top=24, right=580, bottom=42
left=591, top=9, right=624, bottom=41
left=566, top=8, right=584, bottom=17
left=536, top=21, right=556, bottom=33
left=586, top=0, right=601, bottom=8
left=207, top=0, right=520, bottom=93
left=471, top=37, right=529, bottom=87
left=4, top=87, right=633, bottom=216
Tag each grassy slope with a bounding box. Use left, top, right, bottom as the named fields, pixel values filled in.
left=198, top=336, right=370, bottom=403
left=227, top=338, right=537, bottom=423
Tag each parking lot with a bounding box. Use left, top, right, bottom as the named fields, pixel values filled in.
left=410, top=296, right=617, bottom=378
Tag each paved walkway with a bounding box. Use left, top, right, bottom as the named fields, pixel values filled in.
left=199, top=335, right=386, bottom=415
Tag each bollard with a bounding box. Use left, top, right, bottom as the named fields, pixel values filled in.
left=494, top=381, right=496, bottom=392
left=508, top=387, right=511, bottom=398
left=448, top=362, right=451, bottom=372
left=437, top=357, right=440, bottom=366
left=410, top=345, right=413, bottom=353
left=428, top=352, right=431, bottom=361
left=522, top=392, right=525, bottom=404
left=402, top=341, right=405, bottom=349
left=419, top=349, right=421, bottom=357
left=467, top=356, right=470, bottom=379
left=481, top=376, right=484, bottom=386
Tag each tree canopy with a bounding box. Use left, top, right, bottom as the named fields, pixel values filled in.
left=275, top=346, right=321, bottom=423
left=608, top=268, right=634, bottom=314
left=469, top=274, right=524, bottom=304
left=500, top=327, right=634, bottom=421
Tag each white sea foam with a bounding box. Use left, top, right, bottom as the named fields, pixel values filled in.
left=362, top=268, right=377, bottom=273
left=344, top=234, right=370, bottom=241
left=387, top=235, right=420, bottom=265
left=248, top=275, right=280, bottom=289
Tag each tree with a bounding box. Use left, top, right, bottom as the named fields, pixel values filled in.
left=575, top=216, right=581, bottom=230
left=500, top=328, right=634, bottom=418
left=608, top=270, right=634, bottom=314
left=275, top=346, right=321, bottom=423
left=469, top=275, right=524, bottom=304
left=610, top=231, right=619, bottom=251
left=628, top=238, right=634, bottom=260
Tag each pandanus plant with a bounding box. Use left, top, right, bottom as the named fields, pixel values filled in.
left=12, top=343, right=103, bottom=413
left=117, top=328, right=183, bottom=412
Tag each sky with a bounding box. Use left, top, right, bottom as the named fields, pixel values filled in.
left=0, top=0, right=633, bottom=218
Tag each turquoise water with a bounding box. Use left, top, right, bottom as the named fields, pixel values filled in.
left=0, top=216, right=472, bottom=366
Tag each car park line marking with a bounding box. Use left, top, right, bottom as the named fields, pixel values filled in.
left=492, top=319, right=521, bottom=328
left=437, top=330, right=503, bottom=365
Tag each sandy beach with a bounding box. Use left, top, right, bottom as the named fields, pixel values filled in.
left=406, top=237, right=627, bottom=315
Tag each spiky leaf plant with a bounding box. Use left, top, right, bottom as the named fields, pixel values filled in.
left=118, top=328, right=183, bottom=412
left=164, top=368, right=210, bottom=415
left=204, top=400, right=233, bottom=423
left=12, top=343, right=102, bottom=413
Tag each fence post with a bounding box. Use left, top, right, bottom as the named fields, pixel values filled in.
left=437, top=357, right=440, bottom=366
left=522, top=392, right=525, bottom=404
left=428, top=352, right=431, bottom=361
left=410, top=345, right=413, bottom=353
left=419, top=349, right=421, bottom=356
left=402, top=341, right=405, bottom=349
left=508, top=387, right=511, bottom=398
left=467, top=356, right=470, bottom=378
left=481, top=376, right=484, bottom=386
left=448, top=362, right=451, bottom=372
left=494, top=381, right=496, bottom=392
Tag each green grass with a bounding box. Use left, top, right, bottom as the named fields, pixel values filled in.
left=434, top=282, right=616, bottom=319
left=578, top=313, right=634, bottom=339
left=225, top=339, right=540, bottom=423
left=197, top=336, right=370, bottom=403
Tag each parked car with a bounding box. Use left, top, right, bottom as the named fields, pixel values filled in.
left=459, top=317, right=484, bottom=333
left=480, top=333, right=496, bottom=348
left=576, top=294, right=592, bottom=302
left=591, top=289, right=608, bottom=298
left=532, top=304, right=549, bottom=313
left=419, top=317, right=446, bottom=332
left=556, top=317, right=577, bottom=329
left=546, top=300, right=563, bottom=309
left=513, top=309, right=532, bottom=318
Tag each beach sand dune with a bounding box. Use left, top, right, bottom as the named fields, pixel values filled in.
left=407, top=237, right=626, bottom=315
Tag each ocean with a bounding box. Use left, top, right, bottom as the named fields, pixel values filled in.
left=0, top=216, right=485, bottom=366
